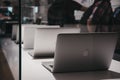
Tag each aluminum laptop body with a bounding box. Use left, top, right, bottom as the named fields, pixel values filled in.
left=29, top=27, right=80, bottom=57
left=22, top=25, right=60, bottom=49
left=42, top=33, right=118, bottom=73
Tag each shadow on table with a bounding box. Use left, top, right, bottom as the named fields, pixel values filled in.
left=53, top=70, right=120, bottom=80
left=27, top=51, right=54, bottom=59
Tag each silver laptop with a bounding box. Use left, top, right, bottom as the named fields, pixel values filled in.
left=42, top=32, right=118, bottom=73
left=22, top=25, right=60, bottom=49
left=29, top=27, right=80, bottom=58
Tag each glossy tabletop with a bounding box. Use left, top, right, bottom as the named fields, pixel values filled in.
left=22, top=49, right=120, bottom=80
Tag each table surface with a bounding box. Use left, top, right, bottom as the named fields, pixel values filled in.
left=22, top=49, right=120, bottom=80
left=0, top=38, right=19, bottom=80
left=4, top=21, right=19, bottom=24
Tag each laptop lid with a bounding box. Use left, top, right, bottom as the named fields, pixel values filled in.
left=51, top=32, right=118, bottom=72
left=33, top=27, right=80, bottom=57
left=23, top=25, right=59, bottom=49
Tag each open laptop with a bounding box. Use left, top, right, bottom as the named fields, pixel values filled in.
left=42, top=32, right=118, bottom=73
left=22, top=25, right=60, bottom=49
left=28, top=27, right=80, bottom=58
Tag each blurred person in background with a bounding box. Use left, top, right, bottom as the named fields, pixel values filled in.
left=0, top=0, right=12, bottom=35
left=80, top=0, right=113, bottom=32
left=48, top=0, right=87, bottom=27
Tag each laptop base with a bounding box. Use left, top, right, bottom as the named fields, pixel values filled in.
left=28, top=51, right=54, bottom=59
left=42, top=61, right=109, bottom=73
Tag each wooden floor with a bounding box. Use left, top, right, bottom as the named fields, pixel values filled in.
left=0, top=47, right=14, bottom=80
